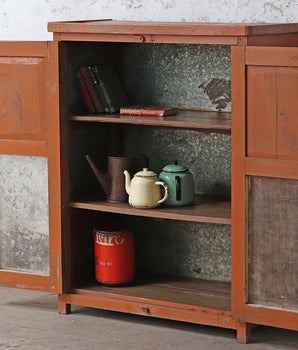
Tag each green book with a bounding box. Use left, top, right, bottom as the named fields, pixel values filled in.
left=91, top=65, right=112, bottom=113
left=92, top=63, right=128, bottom=113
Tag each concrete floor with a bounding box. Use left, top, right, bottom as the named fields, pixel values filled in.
left=0, top=286, right=297, bottom=350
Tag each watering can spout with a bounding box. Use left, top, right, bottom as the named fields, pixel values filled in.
left=86, top=155, right=111, bottom=197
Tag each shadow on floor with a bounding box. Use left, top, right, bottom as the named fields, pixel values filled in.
left=6, top=294, right=298, bottom=347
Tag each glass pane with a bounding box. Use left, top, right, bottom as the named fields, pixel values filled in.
left=0, top=155, right=49, bottom=275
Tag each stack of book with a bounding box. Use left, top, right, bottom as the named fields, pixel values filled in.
left=77, top=63, right=128, bottom=114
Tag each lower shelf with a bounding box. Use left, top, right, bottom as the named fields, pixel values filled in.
left=73, top=276, right=231, bottom=311
left=62, top=277, right=236, bottom=329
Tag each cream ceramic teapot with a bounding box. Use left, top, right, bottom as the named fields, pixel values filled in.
left=123, top=168, right=168, bottom=209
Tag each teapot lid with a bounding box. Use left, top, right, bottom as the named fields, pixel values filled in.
left=162, top=162, right=188, bottom=173
left=135, top=168, right=157, bottom=177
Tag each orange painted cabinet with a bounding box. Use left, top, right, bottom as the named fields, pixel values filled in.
left=232, top=46, right=298, bottom=340
left=0, top=22, right=297, bottom=343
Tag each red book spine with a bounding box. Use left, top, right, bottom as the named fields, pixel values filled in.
left=120, top=107, right=165, bottom=117
left=79, top=66, right=104, bottom=114
left=77, top=72, right=96, bottom=114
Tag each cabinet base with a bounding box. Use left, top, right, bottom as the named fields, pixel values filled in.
left=58, top=294, right=71, bottom=315
left=236, top=322, right=256, bottom=344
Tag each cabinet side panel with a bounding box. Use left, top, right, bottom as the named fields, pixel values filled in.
left=247, top=176, right=298, bottom=310
left=246, top=66, right=277, bottom=158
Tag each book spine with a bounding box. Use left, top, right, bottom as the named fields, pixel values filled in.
left=77, top=71, right=96, bottom=114
left=79, top=66, right=104, bottom=114
left=92, top=66, right=114, bottom=113
left=120, top=108, right=165, bottom=117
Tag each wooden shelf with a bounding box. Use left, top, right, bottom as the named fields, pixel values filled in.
left=72, top=276, right=231, bottom=312
left=69, top=196, right=231, bottom=224
left=69, top=109, right=231, bottom=132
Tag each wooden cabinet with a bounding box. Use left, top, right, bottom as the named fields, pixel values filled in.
left=0, top=21, right=297, bottom=343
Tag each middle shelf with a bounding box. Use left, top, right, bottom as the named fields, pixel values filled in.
left=69, top=196, right=231, bottom=224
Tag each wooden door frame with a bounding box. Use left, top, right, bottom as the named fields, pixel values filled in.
left=231, top=46, right=298, bottom=332
left=0, top=41, right=62, bottom=293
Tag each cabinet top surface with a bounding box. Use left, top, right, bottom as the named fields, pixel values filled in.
left=48, top=19, right=298, bottom=36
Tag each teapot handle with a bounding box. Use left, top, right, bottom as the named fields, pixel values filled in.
left=155, top=182, right=169, bottom=204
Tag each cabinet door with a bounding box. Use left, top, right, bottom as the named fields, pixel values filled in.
left=232, top=46, right=298, bottom=331
left=0, top=42, right=62, bottom=293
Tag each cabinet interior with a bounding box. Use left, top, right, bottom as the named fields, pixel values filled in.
left=61, top=40, right=232, bottom=309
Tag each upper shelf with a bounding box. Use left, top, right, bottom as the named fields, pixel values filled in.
left=48, top=20, right=298, bottom=46
left=69, top=110, right=231, bottom=131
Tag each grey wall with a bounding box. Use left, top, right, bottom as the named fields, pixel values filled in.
left=0, top=0, right=296, bottom=40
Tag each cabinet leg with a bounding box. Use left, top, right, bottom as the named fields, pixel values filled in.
left=236, top=322, right=255, bottom=344
left=58, top=295, right=71, bottom=315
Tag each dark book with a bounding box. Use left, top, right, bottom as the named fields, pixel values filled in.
left=79, top=66, right=104, bottom=114
left=120, top=105, right=178, bottom=117
left=91, top=65, right=113, bottom=113
left=76, top=70, right=96, bottom=114
left=93, top=63, right=128, bottom=113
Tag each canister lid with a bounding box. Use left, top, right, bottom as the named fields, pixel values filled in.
left=135, top=168, right=157, bottom=177
left=94, top=225, right=128, bottom=236
left=162, top=163, right=188, bottom=173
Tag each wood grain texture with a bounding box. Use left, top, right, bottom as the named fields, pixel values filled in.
left=63, top=276, right=235, bottom=328
left=248, top=33, right=298, bottom=47
left=0, top=42, right=61, bottom=293
left=277, top=67, right=298, bottom=160
left=231, top=46, right=247, bottom=320
left=236, top=322, right=256, bottom=344
left=53, top=32, right=239, bottom=45
left=245, top=157, right=298, bottom=180
left=64, top=291, right=236, bottom=329
left=243, top=305, right=298, bottom=331
left=246, top=63, right=298, bottom=160
left=0, top=55, right=47, bottom=140
left=69, top=196, right=231, bottom=225
left=246, top=66, right=277, bottom=158
left=46, top=41, right=62, bottom=294
left=245, top=47, right=298, bottom=67
left=247, top=176, right=298, bottom=311
left=0, top=270, right=52, bottom=292
left=49, top=22, right=298, bottom=46
left=69, top=110, right=232, bottom=131
left=0, top=139, right=47, bottom=156
left=48, top=21, right=298, bottom=37
left=73, top=277, right=231, bottom=311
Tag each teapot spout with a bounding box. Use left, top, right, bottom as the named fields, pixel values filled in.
left=123, top=170, right=131, bottom=195
left=86, top=155, right=111, bottom=197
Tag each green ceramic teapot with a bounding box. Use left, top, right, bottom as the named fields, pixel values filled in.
left=159, top=161, right=195, bottom=206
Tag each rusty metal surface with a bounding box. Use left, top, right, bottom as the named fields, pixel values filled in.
left=120, top=43, right=231, bottom=112
left=125, top=126, right=231, bottom=198
left=0, top=155, right=49, bottom=275
left=131, top=217, right=231, bottom=282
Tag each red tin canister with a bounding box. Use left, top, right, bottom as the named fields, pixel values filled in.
left=94, top=226, right=135, bottom=285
